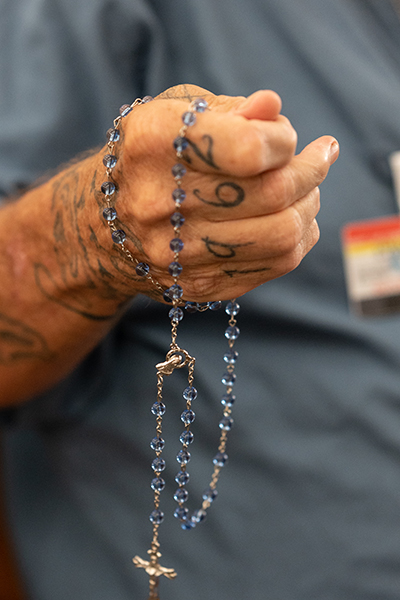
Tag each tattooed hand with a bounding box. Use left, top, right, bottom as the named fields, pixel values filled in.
left=91, top=84, right=339, bottom=302
left=0, top=83, right=338, bottom=404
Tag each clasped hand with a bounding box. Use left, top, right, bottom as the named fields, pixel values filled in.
left=100, top=84, right=339, bottom=302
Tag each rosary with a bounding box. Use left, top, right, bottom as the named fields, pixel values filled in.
left=101, top=96, right=240, bottom=599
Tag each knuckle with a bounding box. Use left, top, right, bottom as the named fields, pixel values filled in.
left=185, top=269, right=222, bottom=300
left=279, top=245, right=305, bottom=275
left=272, top=208, right=303, bottom=255
left=229, top=129, right=264, bottom=176
left=263, top=168, right=296, bottom=211
left=282, top=118, right=298, bottom=154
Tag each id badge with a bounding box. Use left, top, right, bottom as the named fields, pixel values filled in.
left=341, top=215, right=400, bottom=317
left=341, top=151, right=400, bottom=317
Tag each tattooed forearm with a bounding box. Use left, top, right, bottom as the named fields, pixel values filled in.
left=202, top=236, right=253, bottom=258
left=194, top=182, right=245, bottom=207
left=34, top=264, right=115, bottom=321
left=0, top=313, right=52, bottom=363
left=224, top=267, right=271, bottom=278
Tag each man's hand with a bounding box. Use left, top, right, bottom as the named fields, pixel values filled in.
left=93, top=84, right=339, bottom=302
left=0, top=83, right=338, bottom=404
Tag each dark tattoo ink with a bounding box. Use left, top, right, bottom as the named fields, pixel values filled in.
left=0, top=313, right=52, bottom=363
left=53, top=211, right=65, bottom=243
left=224, top=267, right=271, bottom=278
left=34, top=264, right=115, bottom=321
left=202, top=236, right=253, bottom=259
left=183, top=136, right=220, bottom=170
left=194, top=182, right=245, bottom=208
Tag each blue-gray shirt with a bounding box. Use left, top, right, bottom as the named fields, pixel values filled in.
left=1, top=1, right=400, bottom=599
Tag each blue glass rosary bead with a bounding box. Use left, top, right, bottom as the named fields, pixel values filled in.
left=103, top=207, right=117, bottom=222
left=183, top=386, right=197, bottom=401
left=119, top=104, right=132, bottom=117
left=181, top=409, right=195, bottom=424
left=149, top=509, right=164, bottom=524
left=152, top=458, right=166, bottom=472
left=185, top=302, right=198, bottom=313
left=172, top=188, right=186, bottom=203
left=111, top=229, right=126, bottom=244
left=181, top=520, right=195, bottom=530
left=101, top=181, right=116, bottom=196
left=182, top=111, right=196, bottom=126
left=175, top=471, right=190, bottom=485
left=193, top=98, right=208, bottom=112
left=169, top=307, right=184, bottom=323
left=169, top=238, right=184, bottom=253
left=221, top=372, right=236, bottom=386
left=172, top=163, right=187, bottom=179
left=174, top=506, right=189, bottom=520
left=179, top=430, right=194, bottom=445
left=151, top=401, right=166, bottom=416
left=168, top=261, right=183, bottom=277
left=165, top=283, right=183, bottom=300
left=219, top=416, right=234, bottom=431
left=103, top=154, right=117, bottom=169
left=224, top=349, right=239, bottom=364
left=225, top=325, right=240, bottom=340
left=191, top=509, right=207, bottom=524
left=150, top=436, right=165, bottom=452
left=225, top=301, right=240, bottom=316
left=213, top=452, right=228, bottom=467
left=221, top=393, right=236, bottom=407
left=173, top=488, right=189, bottom=503
left=170, top=212, right=185, bottom=227
left=176, top=450, right=191, bottom=465
left=173, top=136, right=189, bottom=153
left=106, top=128, right=120, bottom=142
left=202, top=487, right=218, bottom=503
left=209, top=301, right=222, bottom=311
left=151, top=477, right=166, bottom=492
left=135, top=262, right=150, bottom=277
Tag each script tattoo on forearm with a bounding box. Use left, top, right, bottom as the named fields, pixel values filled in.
left=43, top=160, right=151, bottom=320
left=34, top=264, right=115, bottom=321
left=202, top=236, right=253, bottom=259
left=194, top=182, right=245, bottom=208
left=0, top=313, right=52, bottom=364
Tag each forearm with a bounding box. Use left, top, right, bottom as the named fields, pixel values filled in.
left=0, top=152, right=140, bottom=406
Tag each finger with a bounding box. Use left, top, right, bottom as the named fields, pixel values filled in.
left=176, top=219, right=321, bottom=302
left=157, top=134, right=334, bottom=224
left=232, top=89, right=282, bottom=121
left=250, top=135, right=339, bottom=214
left=180, top=111, right=298, bottom=176
left=133, top=184, right=320, bottom=271
left=123, top=97, right=298, bottom=177
left=182, top=186, right=321, bottom=264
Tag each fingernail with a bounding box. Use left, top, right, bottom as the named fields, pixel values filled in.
left=329, top=139, right=340, bottom=163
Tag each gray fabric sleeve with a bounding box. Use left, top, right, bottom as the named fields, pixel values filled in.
left=0, top=0, right=167, bottom=199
